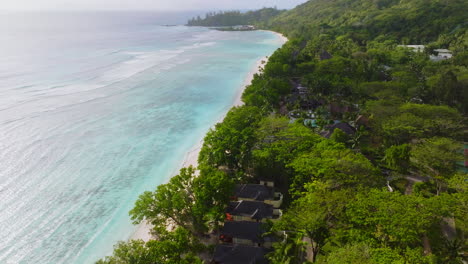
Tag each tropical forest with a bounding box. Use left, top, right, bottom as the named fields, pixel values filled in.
left=99, top=0, right=467, bottom=263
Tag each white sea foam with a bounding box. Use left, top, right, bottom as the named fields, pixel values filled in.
left=0, top=41, right=216, bottom=125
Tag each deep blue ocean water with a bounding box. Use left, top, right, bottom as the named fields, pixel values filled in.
left=0, top=12, right=283, bottom=263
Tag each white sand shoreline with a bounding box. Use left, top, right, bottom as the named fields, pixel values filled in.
left=262, top=30, right=288, bottom=44
left=129, top=31, right=288, bottom=242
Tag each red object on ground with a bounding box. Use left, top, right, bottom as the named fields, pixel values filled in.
left=226, top=213, right=233, bottom=221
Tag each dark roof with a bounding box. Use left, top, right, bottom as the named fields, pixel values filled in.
left=221, top=221, right=266, bottom=243
left=227, top=200, right=274, bottom=220
left=320, top=50, right=333, bottom=60
left=234, top=184, right=274, bottom=201
left=213, top=244, right=271, bottom=264
left=323, top=122, right=356, bottom=138
left=257, top=177, right=275, bottom=183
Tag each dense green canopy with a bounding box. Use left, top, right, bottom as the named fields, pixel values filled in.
left=101, top=0, right=467, bottom=263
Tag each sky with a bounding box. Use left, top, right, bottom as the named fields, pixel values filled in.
left=0, top=0, right=308, bottom=11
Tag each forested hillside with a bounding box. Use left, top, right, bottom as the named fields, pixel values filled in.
left=186, top=8, right=284, bottom=27
left=270, top=0, right=468, bottom=43
left=99, top=0, right=467, bottom=263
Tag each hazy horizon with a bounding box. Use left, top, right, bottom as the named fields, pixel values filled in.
left=0, top=0, right=307, bottom=11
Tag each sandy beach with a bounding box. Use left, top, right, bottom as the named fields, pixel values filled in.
left=129, top=31, right=287, bottom=241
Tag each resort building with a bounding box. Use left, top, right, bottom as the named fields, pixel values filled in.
left=398, top=45, right=453, bottom=61
left=212, top=244, right=271, bottom=264
left=398, top=44, right=425, bottom=52
left=321, top=122, right=356, bottom=138
left=219, top=221, right=274, bottom=247
left=226, top=200, right=282, bottom=222
left=214, top=180, right=283, bottom=263
left=430, top=49, right=453, bottom=61
left=233, top=183, right=283, bottom=208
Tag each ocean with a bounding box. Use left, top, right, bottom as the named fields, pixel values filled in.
left=0, top=12, right=284, bottom=263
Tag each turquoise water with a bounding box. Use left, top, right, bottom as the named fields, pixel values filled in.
left=0, top=12, right=283, bottom=263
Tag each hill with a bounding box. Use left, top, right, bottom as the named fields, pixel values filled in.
left=270, top=0, right=468, bottom=43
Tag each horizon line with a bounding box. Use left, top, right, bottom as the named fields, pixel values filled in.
left=0, top=7, right=285, bottom=12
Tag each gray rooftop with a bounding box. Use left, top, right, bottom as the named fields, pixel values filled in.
left=234, top=184, right=274, bottom=201
left=322, top=122, right=356, bottom=138
left=221, top=221, right=266, bottom=243
left=227, top=200, right=274, bottom=220
left=213, top=244, right=271, bottom=264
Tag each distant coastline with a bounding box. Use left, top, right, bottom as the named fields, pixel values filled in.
left=129, top=30, right=288, bottom=241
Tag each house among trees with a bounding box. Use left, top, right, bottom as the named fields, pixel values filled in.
left=214, top=180, right=283, bottom=263
left=219, top=221, right=274, bottom=247
left=398, top=44, right=425, bottom=52
left=234, top=182, right=283, bottom=208
left=290, top=79, right=310, bottom=97
left=321, top=122, right=356, bottom=138
left=226, top=200, right=282, bottom=222
left=287, top=79, right=321, bottom=111
left=327, top=101, right=357, bottom=117
left=212, top=244, right=271, bottom=264
left=430, top=49, right=453, bottom=61
left=355, top=114, right=369, bottom=127
left=319, top=50, right=333, bottom=60
left=398, top=45, right=453, bottom=61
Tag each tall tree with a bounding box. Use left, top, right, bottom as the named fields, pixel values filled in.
left=383, top=144, right=411, bottom=173
left=253, top=120, right=323, bottom=185
left=289, top=140, right=381, bottom=193
left=96, top=228, right=203, bottom=264
left=273, top=183, right=354, bottom=262
left=129, top=166, right=234, bottom=234
left=129, top=167, right=199, bottom=232
left=346, top=189, right=451, bottom=249
left=410, top=137, right=463, bottom=195
left=198, top=106, right=263, bottom=172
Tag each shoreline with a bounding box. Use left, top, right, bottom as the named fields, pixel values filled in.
left=129, top=31, right=288, bottom=242
left=262, top=30, right=288, bottom=45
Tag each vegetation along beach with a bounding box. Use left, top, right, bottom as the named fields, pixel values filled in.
left=101, top=1, right=468, bottom=263
left=0, top=0, right=466, bottom=263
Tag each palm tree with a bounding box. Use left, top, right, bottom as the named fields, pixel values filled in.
left=267, top=231, right=308, bottom=264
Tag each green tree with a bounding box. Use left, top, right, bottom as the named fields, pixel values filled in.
left=447, top=173, right=468, bottom=262
left=274, top=183, right=354, bottom=262
left=96, top=228, right=203, bottom=264
left=192, top=166, right=234, bottom=230
left=346, top=189, right=451, bottom=249
left=267, top=232, right=307, bottom=264
left=242, top=76, right=291, bottom=109
left=130, top=166, right=234, bottom=234
left=198, top=106, right=263, bottom=172
left=289, top=140, right=381, bottom=192
left=410, top=137, right=463, bottom=195
left=318, top=243, right=374, bottom=264
left=427, top=69, right=463, bottom=108
left=129, top=167, right=200, bottom=232
left=253, top=120, right=323, bottom=184
left=329, top=128, right=350, bottom=145
left=379, top=103, right=463, bottom=144
left=319, top=243, right=436, bottom=264
left=382, top=144, right=411, bottom=173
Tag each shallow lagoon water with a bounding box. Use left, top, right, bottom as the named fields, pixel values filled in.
left=0, top=12, right=283, bottom=263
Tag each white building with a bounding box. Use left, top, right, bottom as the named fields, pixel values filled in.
left=398, top=45, right=453, bottom=61
left=398, top=45, right=425, bottom=52
left=430, top=49, right=453, bottom=61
